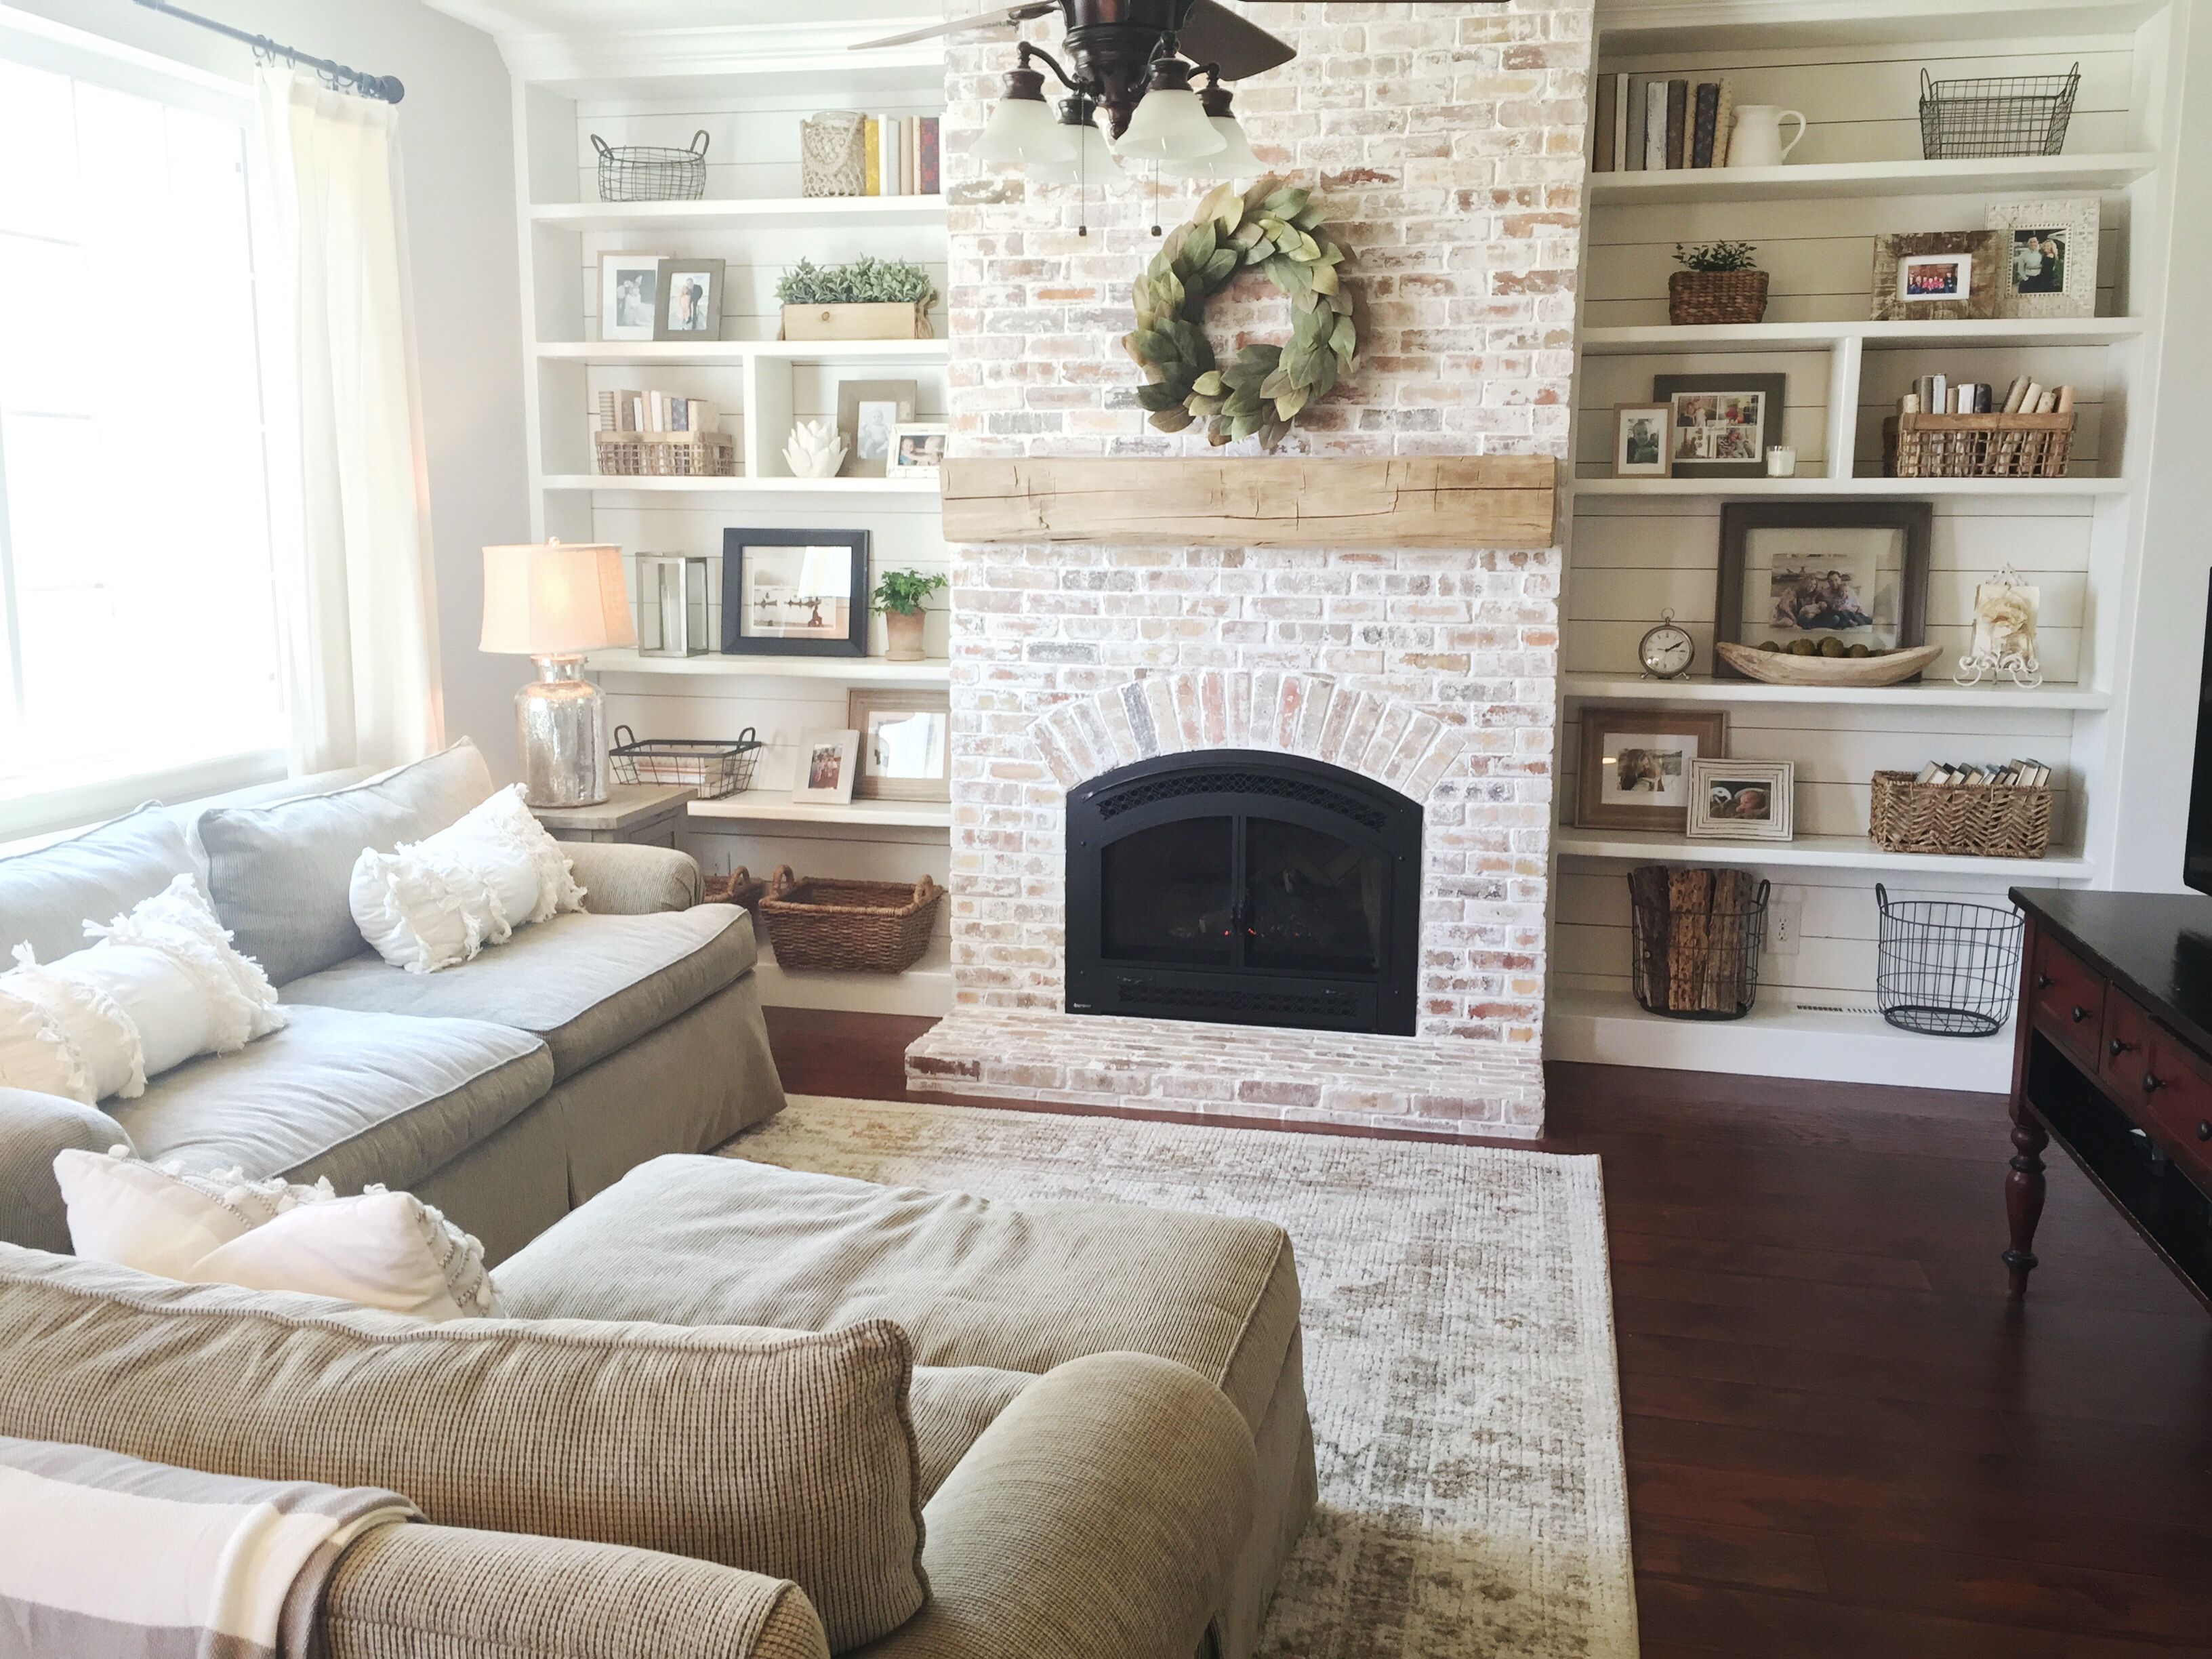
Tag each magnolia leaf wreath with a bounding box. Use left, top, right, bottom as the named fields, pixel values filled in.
left=1122, top=176, right=1358, bottom=451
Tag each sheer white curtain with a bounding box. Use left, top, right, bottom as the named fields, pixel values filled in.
left=255, top=70, right=443, bottom=774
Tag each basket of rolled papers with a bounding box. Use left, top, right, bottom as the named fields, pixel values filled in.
left=1885, top=377, right=2075, bottom=479
left=1869, top=760, right=2054, bottom=860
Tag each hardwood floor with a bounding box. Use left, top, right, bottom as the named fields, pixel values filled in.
left=762, top=1009, right=2212, bottom=1657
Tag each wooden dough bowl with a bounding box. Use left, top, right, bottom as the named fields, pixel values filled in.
left=1715, top=640, right=1943, bottom=688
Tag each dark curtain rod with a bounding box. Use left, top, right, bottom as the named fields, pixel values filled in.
left=131, top=0, right=405, bottom=102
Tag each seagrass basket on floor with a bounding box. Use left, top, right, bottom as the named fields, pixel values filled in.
left=758, top=867, right=944, bottom=972
left=702, top=865, right=767, bottom=916
left=1668, top=268, right=1769, bottom=326
left=1869, top=771, right=2054, bottom=860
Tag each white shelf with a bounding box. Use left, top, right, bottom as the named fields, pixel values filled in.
left=531, top=197, right=945, bottom=232
left=754, top=933, right=954, bottom=1018
left=1559, top=673, right=2114, bottom=711
left=1547, top=986, right=2012, bottom=1094
left=1596, top=0, right=2167, bottom=55
left=537, top=340, right=947, bottom=367
left=1587, top=153, right=2160, bottom=207
left=543, top=474, right=939, bottom=496
left=1572, top=476, right=2130, bottom=497
left=588, top=650, right=949, bottom=685
left=1553, top=827, right=2094, bottom=880
left=1580, top=319, right=2149, bottom=356
left=688, top=796, right=952, bottom=830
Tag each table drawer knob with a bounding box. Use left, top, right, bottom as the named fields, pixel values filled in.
left=2035, top=972, right=2055, bottom=990
left=2110, top=1037, right=2137, bottom=1058
left=2072, top=1005, right=2091, bottom=1023
left=2199, top=1122, right=2211, bottom=1143
left=2144, top=1073, right=2166, bottom=1094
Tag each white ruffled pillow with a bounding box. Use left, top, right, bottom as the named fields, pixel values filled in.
left=53, top=1147, right=497, bottom=1320
left=0, top=874, right=285, bottom=1105
left=349, top=785, right=586, bottom=974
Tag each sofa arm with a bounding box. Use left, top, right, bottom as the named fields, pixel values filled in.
left=858, top=1353, right=1256, bottom=1659
left=0, top=1088, right=131, bottom=1252
left=562, top=842, right=702, bottom=914
left=323, top=1521, right=830, bottom=1659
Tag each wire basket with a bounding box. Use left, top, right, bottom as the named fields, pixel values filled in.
left=1919, top=64, right=2080, bottom=159
left=593, top=130, right=709, bottom=201
left=1875, top=883, right=2026, bottom=1038
left=609, top=724, right=760, bottom=799
left=1627, top=867, right=1770, bottom=1023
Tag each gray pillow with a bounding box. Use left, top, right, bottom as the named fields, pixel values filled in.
left=0, top=805, right=193, bottom=966
left=197, top=742, right=495, bottom=986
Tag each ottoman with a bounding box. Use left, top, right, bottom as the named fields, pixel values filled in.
left=497, top=1152, right=1317, bottom=1659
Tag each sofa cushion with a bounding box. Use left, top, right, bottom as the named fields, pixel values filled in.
left=498, top=1153, right=1302, bottom=1437
left=0, top=806, right=194, bottom=968
left=197, top=742, right=496, bottom=986
left=282, top=907, right=754, bottom=1080
left=0, top=1244, right=928, bottom=1652
left=111, top=1003, right=554, bottom=1197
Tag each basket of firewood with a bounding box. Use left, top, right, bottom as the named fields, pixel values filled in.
left=1626, top=866, right=1770, bottom=1021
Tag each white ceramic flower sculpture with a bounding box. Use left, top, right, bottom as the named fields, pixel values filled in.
left=783, top=418, right=847, bottom=479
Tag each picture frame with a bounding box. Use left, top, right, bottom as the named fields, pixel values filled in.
left=653, top=258, right=724, bottom=341
left=1715, top=502, right=1932, bottom=678
left=720, top=529, right=869, bottom=657
left=888, top=421, right=948, bottom=471
left=1652, top=374, right=1787, bottom=481
left=836, top=380, right=920, bottom=478
left=848, top=689, right=950, bottom=802
left=792, top=729, right=861, bottom=806
left=598, top=251, right=666, bottom=342
left=1986, top=198, right=2100, bottom=320
left=1576, top=705, right=1730, bottom=834
left=1685, top=758, right=1795, bottom=842
left=1612, top=403, right=1672, bottom=479
left=1870, top=230, right=2001, bottom=322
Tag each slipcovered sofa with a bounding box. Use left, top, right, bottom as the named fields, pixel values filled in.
left=0, top=741, right=784, bottom=1263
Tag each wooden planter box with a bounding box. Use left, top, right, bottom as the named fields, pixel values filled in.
left=781, top=301, right=933, bottom=342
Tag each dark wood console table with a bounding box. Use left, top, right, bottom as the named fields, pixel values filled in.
left=2007, top=888, right=2212, bottom=1310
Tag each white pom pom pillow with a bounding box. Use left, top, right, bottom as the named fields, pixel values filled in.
left=350, top=785, right=587, bottom=974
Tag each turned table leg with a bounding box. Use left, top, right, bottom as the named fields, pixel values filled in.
left=2003, top=1115, right=2049, bottom=1296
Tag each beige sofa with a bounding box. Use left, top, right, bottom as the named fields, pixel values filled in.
left=0, top=741, right=784, bottom=1263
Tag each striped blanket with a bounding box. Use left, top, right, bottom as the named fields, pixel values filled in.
left=0, top=1436, right=417, bottom=1659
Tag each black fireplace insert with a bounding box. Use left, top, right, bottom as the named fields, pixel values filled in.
left=1065, top=750, right=1421, bottom=1036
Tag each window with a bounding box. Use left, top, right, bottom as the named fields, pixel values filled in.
left=0, top=24, right=286, bottom=839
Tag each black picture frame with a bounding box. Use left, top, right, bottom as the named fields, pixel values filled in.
left=1653, top=372, right=1788, bottom=480
left=720, top=529, right=869, bottom=657
left=1715, top=501, right=1933, bottom=680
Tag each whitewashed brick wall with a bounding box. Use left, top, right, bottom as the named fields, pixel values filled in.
left=939, top=1, right=1591, bottom=1071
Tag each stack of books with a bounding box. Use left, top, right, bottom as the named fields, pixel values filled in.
left=1902, top=377, right=2075, bottom=417
left=1591, top=75, right=1736, bottom=172
left=598, top=390, right=718, bottom=435
left=1912, top=760, right=2052, bottom=788
left=863, top=115, right=941, bottom=197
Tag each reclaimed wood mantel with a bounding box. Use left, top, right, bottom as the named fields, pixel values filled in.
left=939, top=455, right=1559, bottom=549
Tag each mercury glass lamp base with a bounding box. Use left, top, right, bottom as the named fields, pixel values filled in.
left=516, top=655, right=610, bottom=808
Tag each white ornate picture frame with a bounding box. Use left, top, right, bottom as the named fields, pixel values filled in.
left=1954, top=564, right=2045, bottom=689
left=1986, top=198, right=2100, bottom=320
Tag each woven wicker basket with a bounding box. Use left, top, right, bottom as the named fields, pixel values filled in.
left=1869, top=771, right=2053, bottom=860
left=759, top=866, right=944, bottom=972
left=703, top=865, right=767, bottom=915
left=1668, top=269, right=1769, bottom=326
left=594, top=430, right=738, bottom=478
left=1884, top=412, right=2074, bottom=480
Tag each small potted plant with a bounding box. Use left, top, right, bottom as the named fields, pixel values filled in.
left=777, top=257, right=939, bottom=342
left=1670, top=241, right=1768, bottom=326
left=874, top=569, right=946, bottom=661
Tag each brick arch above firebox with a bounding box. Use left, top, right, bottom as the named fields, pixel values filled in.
left=1025, top=671, right=1474, bottom=806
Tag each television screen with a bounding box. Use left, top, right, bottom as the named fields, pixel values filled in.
left=2188, top=581, right=2212, bottom=895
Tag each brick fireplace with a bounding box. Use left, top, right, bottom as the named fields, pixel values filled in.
left=907, top=1, right=1594, bottom=1139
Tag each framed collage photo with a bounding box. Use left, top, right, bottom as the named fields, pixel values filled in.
left=721, top=529, right=869, bottom=657
left=1576, top=705, right=1731, bottom=834
left=1653, top=374, right=1786, bottom=481
left=1715, top=502, right=1932, bottom=678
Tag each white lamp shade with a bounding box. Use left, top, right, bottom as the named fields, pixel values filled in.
left=1115, top=87, right=1226, bottom=161
left=973, top=93, right=1068, bottom=166
left=1162, top=113, right=1263, bottom=180
left=480, top=541, right=635, bottom=655
left=1030, top=121, right=1122, bottom=185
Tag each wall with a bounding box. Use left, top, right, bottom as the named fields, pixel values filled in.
left=24, top=0, right=530, bottom=777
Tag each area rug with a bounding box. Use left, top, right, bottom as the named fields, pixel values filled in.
left=726, top=1096, right=1639, bottom=1659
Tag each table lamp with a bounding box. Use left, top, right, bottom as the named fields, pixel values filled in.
left=480, top=541, right=634, bottom=807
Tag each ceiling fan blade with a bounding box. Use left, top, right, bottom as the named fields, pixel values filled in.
left=1176, top=0, right=1296, bottom=80
left=853, top=3, right=1053, bottom=52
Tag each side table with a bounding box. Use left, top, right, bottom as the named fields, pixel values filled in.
left=529, top=783, right=694, bottom=848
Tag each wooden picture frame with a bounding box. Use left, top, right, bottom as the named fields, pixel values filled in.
left=1576, top=704, right=1731, bottom=834
left=1715, top=501, right=1932, bottom=680
left=1986, top=198, right=2100, bottom=321
left=1870, top=230, right=2001, bottom=323
left=1685, top=758, right=1795, bottom=842
left=653, top=258, right=724, bottom=341
left=848, top=689, right=950, bottom=801
left=1652, top=373, right=1786, bottom=481
left=836, top=380, right=920, bottom=478
left=1612, top=403, right=1671, bottom=478
left=720, top=528, right=869, bottom=657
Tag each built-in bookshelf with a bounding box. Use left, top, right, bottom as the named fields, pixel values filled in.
left=1555, top=0, right=2196, bottom=1091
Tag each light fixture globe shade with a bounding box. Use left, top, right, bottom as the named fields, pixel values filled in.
left=974, top=89, right=1068, bottom=167
left=1161, top=113, right=1263, bottom=180
left=1030, top=119, right=1122, bottom=185
left=1116, top=85, right=1226, bottom=161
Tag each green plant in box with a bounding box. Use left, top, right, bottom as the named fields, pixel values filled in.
left=1675, top=241, right=1760, bottom=272
left=775, top=257, right=938, bottom=308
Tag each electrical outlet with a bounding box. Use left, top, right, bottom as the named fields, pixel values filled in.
left=1769, top=897, right=1803, bottom=956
